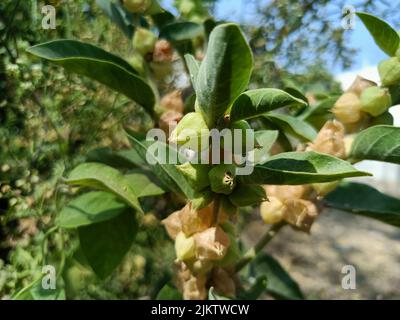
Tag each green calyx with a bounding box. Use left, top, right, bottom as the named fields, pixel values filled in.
left=133, top=28, right=157, bottom=56
left=222, top=120, right=256, bottom=155
left=191, top=189, right=214, bottom=210
left=360, top=86, right=392, bottom=116
left=229, top=184, right=267, bottom=207
left=208, top=164, right=237, bottom=195
left=378, top=57, right=400, bottom=87
left=123, top=0, right=152, bottom=13
left=176, top=162, right=210, bottom=191
left=169, top=112, right=210, bottom=151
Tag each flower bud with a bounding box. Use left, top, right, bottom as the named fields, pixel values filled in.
left=331, top=92, right=362, bottom=124
left=346, top=75, right=376, bottom=97
left=175, top=231, right=196, bottom=261
left=229, top=184, right=267, bottom=207
left=306, top=120, right=346, bottom=158
left=123, top=0, right=152, bottom=13
left=360, top=86, right=392, bottom=116
left=283, top=199, right=318, bottom=233
left=211, top=268, right=236, bottom=298
left=160, top=90, right=184, bottom=113
left=260, top=196, right=285, bottom=224
left=169, top=112, right=210, bottom=152
left=208, top=164, right=236, bottom=195
left=194, top=226, right=230, bottom=260
left=153, top=40, right=173, bottom=63
left=179, top=202, right=213, bottom=236
left=161, top=210, right=182, bottom=240
left=176, top=162, right=210, bottom=191
left=158, top=110, right=183, bottom=134
left=133, top=27, right=157, bottom=56
left=378, top=57, right=400, bottom=86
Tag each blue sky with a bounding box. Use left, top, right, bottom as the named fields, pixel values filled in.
left=162, top=0, right=394, bottom=76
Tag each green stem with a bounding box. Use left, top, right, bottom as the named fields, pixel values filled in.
left=235, top=221, right=285, bottom=273
left=212, top=195, right=221, bottom=225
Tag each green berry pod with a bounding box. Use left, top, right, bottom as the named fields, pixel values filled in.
left=208, top=164, right=236, bottom=195
left=169, top=112, right=210, bottom=152
left=378, top=57, right=400, bottom=87
left=229, top=184, right=267, bottom=207
left=123, top=0, right=152, bottom=13
left=133, top=27, right=157, bottom=56
left=360, top=87, right=392, bottom=116
left=176, top=162, right=210, bottom=191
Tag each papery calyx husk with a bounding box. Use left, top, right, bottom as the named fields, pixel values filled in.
left=260, top=196, right=286, bottom=224
left=194, top=226, right=230, bottom=260
left=229, top=184, right=267, bottom=207
left=175, top=231, right=196, bottom=261
left=191, top=189, right=214, bottom=210
left=306, top=120, right=346, bottom=159
left=123, top=0, right=152, bottom=13
left=211, top=268, right=236, bottom=298
left=160, top=90, right=184, bottom=113
left=378, top=57, right=400, bottom=87
left=283, top=199, right=318, bottom=233
left=158, top=110, right=183, bottom=134
left=331, top=92, right=362, bottom=124
left=264, top=184, right=308, bottom=201
left=360, top=86, right=392, bottom=117
left=346, top=75, right=377, bottom=96
left=182, top=273, right=207, bottom=300
left=176, top=162, right=210, bottom=191
left=208, top=164, right=237, bottom=195
left=179, top=202, right=214, bottom=236
left=133, top=27, right=157, bottom=56
left=153, top=40, right=174, bottom=63
left=161, top=210, right=182, bottom=240
left=169, top=112, right=210, bottom=152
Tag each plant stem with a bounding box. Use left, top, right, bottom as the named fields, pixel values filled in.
left=235, top=221, right=285, bottom=273
left=212, top=195, right=221, bottom=225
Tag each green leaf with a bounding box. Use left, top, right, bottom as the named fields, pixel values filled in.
left=159, top=22, right=204, bottom=42
left=196, top=23, right=253, bottom=127
left=325, top=182, right=400, bottom=227
left=127, top=134, right=195, bottom=199
left=350, top=125, right=400, bottom=164
left=125, top=169, right=166, bottom=198
left=254, top=130, right=279, bottom=164
left=241, top=151, right=371, bottom=185
left=356, top=12, right=400, bottom=56
left=96, top=0, right=134, bottom=38
left=184, top=54, right=200, bottom=91
left=284, top=86, right=308, bottom=104
left=264, top=113, right=317, bottom=141
left=156, top=284, right=182, bottom=300
left=65, top=162, right=142, bottom=213
left=252, top=253, right=304, bottom=300
left=238, top=276, right=268, bottom=300
left=78, top=210, right=137, bottom=279
left=86, top=147, right=142, bottom=169
left=57, top=191, right=128, bottom=228
left=26, top=40, right=155, bottom=112
left=230, top=89, right=307, bottom=122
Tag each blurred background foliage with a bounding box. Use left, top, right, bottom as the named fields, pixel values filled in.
left=0, top=0, right=396, bottom=299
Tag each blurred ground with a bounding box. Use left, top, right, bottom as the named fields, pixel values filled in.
left=243, top=208, right=400, bottom=299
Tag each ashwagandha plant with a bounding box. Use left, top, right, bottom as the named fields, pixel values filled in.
left=15, top=2, right=400, bottom=299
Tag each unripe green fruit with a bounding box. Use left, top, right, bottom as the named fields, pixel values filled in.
left=208, top=164, right=236, bottom=195
left=133, top=28, right=157, bottom=56
left=176, top=162, right=210, bottom=191
left=378, top=57, right=400, bottom=86
left=127, top=52, right=145, bottom=75
left=123, top=0, right=152, bottom=13
left=229, top=184, right=267, bottom=207
left=169, top=112, right=210, bottom=151
left=360, top=86, right=392, bottom=116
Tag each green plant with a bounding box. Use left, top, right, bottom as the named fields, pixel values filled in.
left=8, top=3, right=400, bottom=300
